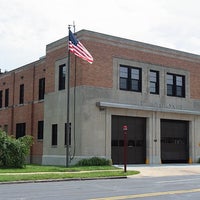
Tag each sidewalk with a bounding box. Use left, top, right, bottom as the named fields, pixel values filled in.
left=116, top=164, right=200, bottom=177
left=0, top=169, right=121, bottom=176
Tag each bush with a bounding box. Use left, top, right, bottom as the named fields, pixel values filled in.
left=0, top=130, right=33, bottom=168
left=76, top=157, right=111, bottom=166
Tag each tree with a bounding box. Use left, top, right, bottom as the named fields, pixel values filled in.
left=0, top=130, right=33, bottom=168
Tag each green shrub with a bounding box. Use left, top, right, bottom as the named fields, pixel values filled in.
left=76, top=157, right=111, bottom=166
left=0, top=130, right=33, bottom=168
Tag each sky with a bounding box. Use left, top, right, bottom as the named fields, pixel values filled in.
left=1, top=0, right=200, bottom=71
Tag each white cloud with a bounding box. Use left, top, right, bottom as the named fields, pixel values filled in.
left=1, top=0, right=200, bottom=71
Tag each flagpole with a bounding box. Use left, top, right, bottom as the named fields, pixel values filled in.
left=66, top=25, right=71, bottom=167
left=66, top=25, right=93, bottom=166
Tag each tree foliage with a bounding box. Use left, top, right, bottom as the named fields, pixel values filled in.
left=0, top=130, right=33, bottom=168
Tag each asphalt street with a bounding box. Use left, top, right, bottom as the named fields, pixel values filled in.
left=1, top=166, right=200, bottom=200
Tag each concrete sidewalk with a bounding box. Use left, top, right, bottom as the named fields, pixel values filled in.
left=116, top=164, right=200, bottom=177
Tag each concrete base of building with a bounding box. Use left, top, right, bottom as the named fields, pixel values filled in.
left=42, top=155, right=111, bottom=166
left=42, top=155, right=67, bottom=166
left=31, top=156, right=43, bottom=165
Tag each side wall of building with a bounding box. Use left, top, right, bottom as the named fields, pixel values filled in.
left=0, top=59, right=46, bottom=164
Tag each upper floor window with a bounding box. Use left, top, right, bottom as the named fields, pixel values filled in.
left=59, top=64, right=66, bottom=90
left=5, top=88, right=9, bottom=107
left=150, top=70, right=159, bottom=94
left=39, top=78, right=45, bottom=100
left=167, top=73, right=185, bottom=97
left=120, top=65, right=142, bottom=92
left=19, top=84, right=24, bottom=104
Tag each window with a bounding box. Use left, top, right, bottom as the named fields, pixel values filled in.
left=59, top=64, right=66, bottom=90
left=167, top=73, right=185, bottom=97
left=0, top=90, right=2, bottom=108
left=120, top=65, right=142, bottom=92
left=65, top=123, right=71, bottom=146
left=150, top=70, right=159, bottom=94
left=5, top=88, right=9, bottom=107
left=37, top=121, right=44, bottom=140
left=119, top=66, right=128, bottom=90
left=19, top=84, right=24, bottom=104
left=39, top=78, right=45, bottom=100
left=52, top=124, right=58, bottom=146
left=16, top=123, right=26, bottom=139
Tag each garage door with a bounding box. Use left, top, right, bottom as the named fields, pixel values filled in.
left=161, top=119, right=189, bottom=163
left=111, top=115, right=146, bottom=164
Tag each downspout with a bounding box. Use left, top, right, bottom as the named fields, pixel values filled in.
left=11, top=71, right=15, bottom=135
left=30, top=64, right=36, bottom=164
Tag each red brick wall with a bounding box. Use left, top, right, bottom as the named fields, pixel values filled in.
left=0, top=72, right=15, bottom=134
left=0, top=60, right=46, bottom=162
left=74, top=40, right=113, bottom=88
left=45, top=46, right=67, bottom=93
left=69, top=36, right=200, bottom=99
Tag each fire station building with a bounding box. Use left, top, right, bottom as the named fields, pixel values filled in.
left=1, top=30, right=200, bottom=165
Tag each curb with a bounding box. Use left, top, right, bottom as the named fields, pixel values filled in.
left=0, top=176, right=127, bottom=185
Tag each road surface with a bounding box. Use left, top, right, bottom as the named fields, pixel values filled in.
left=1, top=174, right=200, bottom=199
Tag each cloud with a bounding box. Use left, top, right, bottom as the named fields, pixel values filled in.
left=1, top=0, right=200, bottom=71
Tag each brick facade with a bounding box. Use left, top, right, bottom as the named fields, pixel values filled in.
left=0, top=61, right=45, bottom=163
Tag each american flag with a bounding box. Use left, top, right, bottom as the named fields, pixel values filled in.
left=68, top=30, right=93, bottom=64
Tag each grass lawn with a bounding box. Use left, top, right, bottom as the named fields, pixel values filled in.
left=0, top=165, right=139, bottom=182
left=0, top=165, right=117, bottom=173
